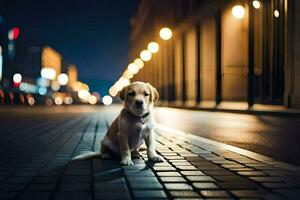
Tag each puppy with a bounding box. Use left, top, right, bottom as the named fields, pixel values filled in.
left=100, top=81, right=163, bottom=165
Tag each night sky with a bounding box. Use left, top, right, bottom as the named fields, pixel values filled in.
left=1, top=0, right=139, bottom=95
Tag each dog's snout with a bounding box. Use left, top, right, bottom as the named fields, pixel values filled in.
left=135, top=100, right=143, bottom=106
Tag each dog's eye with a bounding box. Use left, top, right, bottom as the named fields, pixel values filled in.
left=144, top=92, right=150, bottom=96
left=127, top=92, right=135, bottom=97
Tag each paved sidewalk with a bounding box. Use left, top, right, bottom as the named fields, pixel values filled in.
left=0, top=108, right=299, bottom=200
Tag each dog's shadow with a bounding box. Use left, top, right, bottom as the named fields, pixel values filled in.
left=68, top=150, right=153, bottom=185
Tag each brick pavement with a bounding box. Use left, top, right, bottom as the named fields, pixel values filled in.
left=0, top=109, right=299, bottom=200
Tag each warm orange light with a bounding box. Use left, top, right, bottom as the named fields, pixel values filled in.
left=232, top=5, right=245, bottom=19
left=274, top=10, right=279, bottom=18
left=134, top=58, right=144, bottom=69
left=78, top=89, right=90, bottom=100
left=28, top=97, right=35, bottom=106
left=147, top=42, right=159, bottom=53
left=64, top=96, right=73, bottom=105
left=88, top=95, right=98, bottom=105
left=123, top=70, right=134, bottom=79
left=140, top=50, right=152, bottom=62
left=54, top=97, right=63, bottom=105
left=128, top=63, right=139, bottom=74
left=57, top=73, right=69, bottom=85
left=252, top=0, right=261, bottom=9
left=51, top=81, right=60, bottom=91
left=109, top=86, right=118, bottom=97
left=159, top=27, right=172, bottom=40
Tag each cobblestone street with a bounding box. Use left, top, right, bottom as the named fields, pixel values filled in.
left=0, top=106, right=299, bottom=200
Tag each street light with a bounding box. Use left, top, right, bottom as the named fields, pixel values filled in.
left=232, top=5, right=245, bottom=19
left=128, top=63, right=139, bottom=74
left=88, top=95, right=98, bottom=105
left=122, top=70, right=133, bottom=79
left=54, top=97, right=63, bottom=105
left=140, top=50, right=152, bottom=62
left=78, top=89, right=90, bottom=100
left=102, top=95, right=113, bottom=105
left=13, top=73, right=22, bottom=84
left=252, top=1, right=261, bottom=9
left=57, top=73, right=69, bottom=85
left=41, top=68, right=56, bottom=80
left=147, top=42, right=159, bottom=53
left=274, top=10, right=280, bottom=18
left=109, top=86, right=118, bottom=97
left=134, top=58, right=144, bottom=69
left=159, top=27, right=172, bottom=40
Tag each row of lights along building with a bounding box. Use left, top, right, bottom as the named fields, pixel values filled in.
left=0, top=20, right=112, bottom=106
left=110, top=0, right=300, bottom=109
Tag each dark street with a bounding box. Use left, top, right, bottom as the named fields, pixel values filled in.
left=0, top=106, right=300, bottom=199
left=1, top=0, right=300, bottom=199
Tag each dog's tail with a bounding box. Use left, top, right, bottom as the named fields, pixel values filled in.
left=71, top=151, right=100, bottom=161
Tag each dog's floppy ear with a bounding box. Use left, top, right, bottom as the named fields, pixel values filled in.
left=119, top=86, right=128, bottom=101
left=147, top=83, right=159, bottom=102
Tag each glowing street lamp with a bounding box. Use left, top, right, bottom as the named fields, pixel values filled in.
left=140, top=50, right=152, bottom=62
left=88, top=95, right=98, bottom=105
left=54, top=97, right=63, bottom=105
left=274, top=10, right=280, bottom=18
left=13, top=73, right=22, bottom=84
left=147, top=42, right=159, bottom=53
left=41, top=68, right=56, bottom=80
left=57, top=73, right=69, bottom=85
left=128, top=63, right=139, bottom=74
left=159, top=27, right=172, bottom=40
left=252, top=0, right=261, bottom=9
left=134, top=58, right=144, bottom=69
left=232, top=5, right=245, bottom=19
left=118, top=77, right=130, bottom=87
left=109, top=86, right=118, bottom=97
left=102, top=95, right=113, bottom=105
left=122, top=70, right=133, bottom=79
left=78, top=89, right=90, bottom=100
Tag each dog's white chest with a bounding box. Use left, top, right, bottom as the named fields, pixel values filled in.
left=128, top=121, right=154, bottom=150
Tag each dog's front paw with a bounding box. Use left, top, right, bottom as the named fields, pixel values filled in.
left=120, top=158, right=134, bottom=166
left=149, top=155, right=164, bottom=163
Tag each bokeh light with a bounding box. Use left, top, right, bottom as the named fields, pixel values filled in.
left=274, top=10, right=279, bottom=18
left=54, top=96, right=63, bottom=105
left=38, top=87, right=47, bottom=95
left=102, top=95, right=113, bottom=105
left=133, top=58, right=144, bottom=69
left=232, top=5, right=245, bottom=19
left=64, top=96, right=73, bottom=105
left=147, top=42, right=159, bottom=53
left=88, top=95, right=98, bottom=105
left=140, top=50, right=152, bottom=62
left=57, top=73, right=69, bottom=85
left=252, top=0, right=261, bottom=9
left=41, top=68, right=56, bottom=80
left=13, top=73, right=22, bottom=84
left=78, top=89, right=90, bottom=100
left=159, top=27, right=172, bottom=40
left=128, top=63, right=139, bottom=74
left=28, top=97, right=35, bottom=106
left=51, top=81, right=60, bottom=91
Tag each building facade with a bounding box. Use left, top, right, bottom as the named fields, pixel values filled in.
left=129, top=0, right=300, bottom=108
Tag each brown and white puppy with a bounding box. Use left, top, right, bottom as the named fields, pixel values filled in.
left=100, top=81, right=163, bottom=165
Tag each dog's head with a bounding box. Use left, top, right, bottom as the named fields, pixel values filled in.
left=119, top=81, right=159, bottom=116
